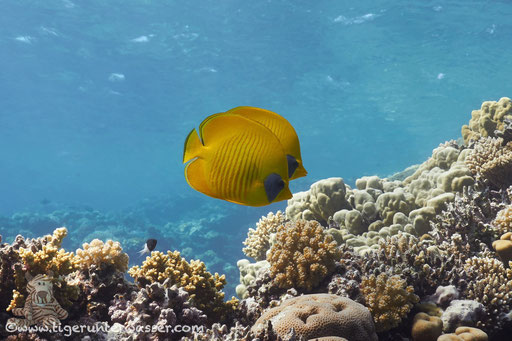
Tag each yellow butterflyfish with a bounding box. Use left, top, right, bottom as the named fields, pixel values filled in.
left=183, top=112, right=292, bottom=206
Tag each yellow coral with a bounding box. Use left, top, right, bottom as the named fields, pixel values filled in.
left=243, top=211, right=285, bottom=261
left=267, top=220, right=341, bottom=291
left=461, top=97, right=512, bottom=144
left=76, top=239, right=129, bottom=272
left=6, top=290, right=24, bottom=312
left=465, top=137, right=512, bottom=188
left=361, top=273, right=419, bottom=332
left=18, top=227, right=79, bottom=277
left=493, top=205, right=512, bottom=236
left=128, top=250, right=237, bottom=321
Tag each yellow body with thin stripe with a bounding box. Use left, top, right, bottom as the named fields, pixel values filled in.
left=226, top=106, right=307, bottom=179
left=183, top=113, right=292, bottom=206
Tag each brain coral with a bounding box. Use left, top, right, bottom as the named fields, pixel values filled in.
left=76, top=239, right=129, bottom=272
left=128, top=250, right=237, bottom=322
left=465, top=137, right=512, bottom=188
left=461, top=97, right=512, bottom=144
left=361, top=273, right=419, bottom=332
left=242, top=211, right=285, bottom=261
left=267, top=220, right=341, bottom=291
left=251, top=294, right=378, bottom=341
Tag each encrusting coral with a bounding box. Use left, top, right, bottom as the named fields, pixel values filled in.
left=411, top=312, right=443, bottom=341
left=251, top=294, right=378, bottom=341
left=361, top=273, right=419, bottom=332
left=465, top=137, right=512, bottom=188
left=128, top=250, right=237, bottom=322
left=267, top=219, right=341, bottom=291
left=438, top=326, right=488, bottom=341
left=492, top=232, right=512, bottom=266
left=242, top=211, right=285, bottom=261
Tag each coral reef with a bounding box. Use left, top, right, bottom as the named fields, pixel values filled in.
left=360, top=273, right=419, bottom=332
left=251, top=294, right=378, bottom=341
left=267, top=220, right=341, bottom=291
left=3, top=98, right=512, bottom=340
left=128, top=250, right=237, bottom=322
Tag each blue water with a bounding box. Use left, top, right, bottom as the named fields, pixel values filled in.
left=1, top=0, right=512, bottom=294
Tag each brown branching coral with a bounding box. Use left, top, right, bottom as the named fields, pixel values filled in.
left=361, top=273, right=419, bottom=332
left=243, top=211, right=286, bottom=261
left=267, top=220, right=341, bottom=291
left=465, top=137, right=512, bottom=188
left=128, top=250, right=237, bottom=323
left=75, top=239, right=129, bottom=272
left=463, top=257, right=512, bottom=333
left=493, top=205, right=512, bottom=236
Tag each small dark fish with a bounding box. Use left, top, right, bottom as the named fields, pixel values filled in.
left=139, top=238, right=157, bottom=256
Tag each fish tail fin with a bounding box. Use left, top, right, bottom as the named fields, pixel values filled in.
left=183, top=128, right=203, bottom=163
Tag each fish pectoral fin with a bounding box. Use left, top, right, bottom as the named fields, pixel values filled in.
left=183, top=128, right=203, bottom=164
left=184, top=158, right=216, bottom=197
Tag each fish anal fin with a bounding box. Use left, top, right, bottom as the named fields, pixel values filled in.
left=185, top=158, right=216, bottom=198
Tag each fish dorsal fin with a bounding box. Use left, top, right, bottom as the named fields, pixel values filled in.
left=198, top=111, right=271, bottom=146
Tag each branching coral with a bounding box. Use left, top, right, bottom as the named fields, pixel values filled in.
left=128, top=250, right=237, bottom=322
left=109, top=279, right=207, bottom=340
left=493, top=204, right=512, bottom=236
left=242, top=211, right=285, bottom=261
left=267, top=220, right=341, bottom=291
left=461, top=97, right=512, bottom=144
left=17, top=227, right=79, bottom=276
left=361, top=273, right=419, bottom=332
left=465, top=137, right=512, bottom=188
left=463, top=257, right=512, bottom=333
left=76, top=239, right=129, bottom=272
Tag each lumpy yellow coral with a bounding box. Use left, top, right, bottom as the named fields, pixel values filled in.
left=128, top=250, right=237, bottom=321
left=18, top=227, right=79, bottom=276
left=267, top=220, right=341, bottom=291
left=76, top=239, right=129, bottom=272
left=361, top=273, right=419, bottom=332
left=243, top=211, right=285, bottom=261
left=461, top=97, right=512, bottom=144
